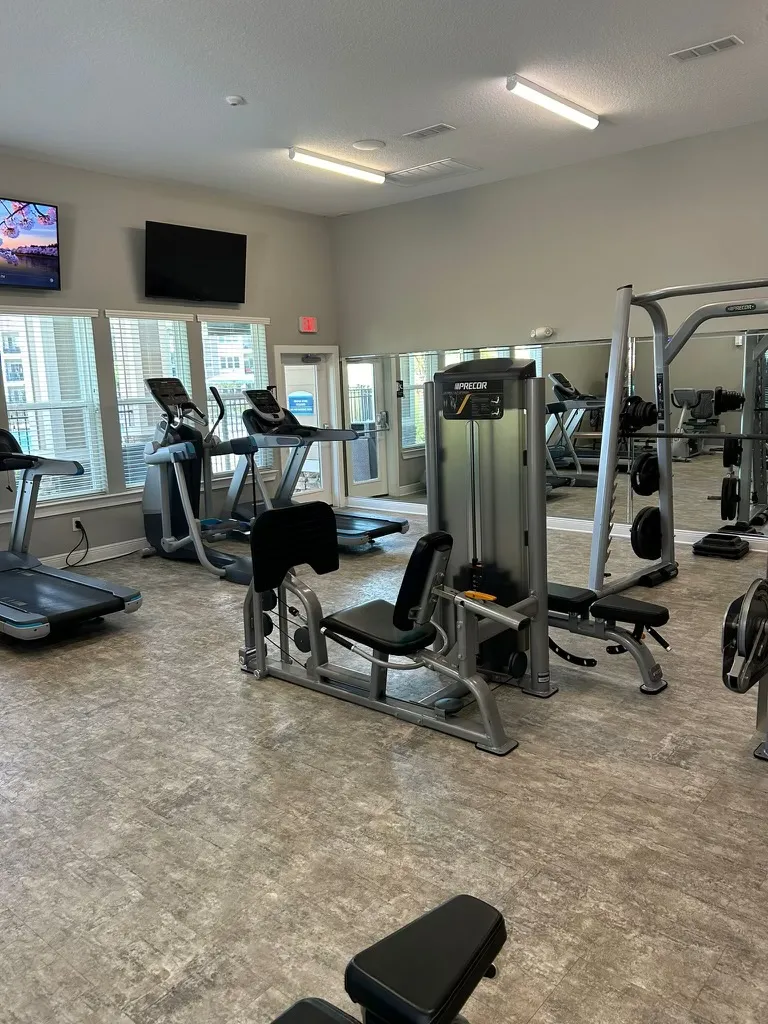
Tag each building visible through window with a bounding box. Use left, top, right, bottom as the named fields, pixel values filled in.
left=201, top=320, right=270, bottom=474
left=0, top=313, right=106, bottom=500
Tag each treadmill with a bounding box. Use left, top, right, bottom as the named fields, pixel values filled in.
left=221, top=389, right=409, bottom=548
left=0, top=430, right=141, bottom=640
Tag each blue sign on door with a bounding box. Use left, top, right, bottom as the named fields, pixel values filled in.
left=288, top=391, right=315, bottom=416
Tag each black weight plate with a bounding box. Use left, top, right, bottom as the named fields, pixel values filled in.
left=294, top=626, right=311, bottom=653
left=722, top=438, right=742, bottom=469
left=720, top=476, right=739, bottom=521
left=631, top=506, right=662, bottom=560
left=630, top=452, right=660, bottom=496
left=722, top=593, right=744, bottom=689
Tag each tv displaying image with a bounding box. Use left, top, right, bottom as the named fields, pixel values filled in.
left=145, top=220, right=247, bottom=303
left=0, top=199, right=60, bottom=290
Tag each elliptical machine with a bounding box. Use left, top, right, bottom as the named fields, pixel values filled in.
left=142, top=377, right=261, bottom=584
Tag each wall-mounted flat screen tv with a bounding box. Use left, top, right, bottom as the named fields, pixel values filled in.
left=145, top=221, right=247, bottom=303
left=0, top=199, right=60, bottom=290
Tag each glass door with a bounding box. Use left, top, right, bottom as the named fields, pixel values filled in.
left=277, top=353, right=335, bottom=505
left=343, top=357, right=390, bottom=498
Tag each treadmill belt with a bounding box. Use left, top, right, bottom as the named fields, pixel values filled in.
left=0, top=569, right=124, bottom=625
left=334, top=514, right=404, bottom=540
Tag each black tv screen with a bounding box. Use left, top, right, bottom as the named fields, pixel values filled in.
left=0, top=198, right=60, bottom=290
left=145, top=221, right=247, bottom=303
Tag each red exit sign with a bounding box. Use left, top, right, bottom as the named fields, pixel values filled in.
left=299, top=316, right=318, bottom=334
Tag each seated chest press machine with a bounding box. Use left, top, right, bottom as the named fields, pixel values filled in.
left=239, top=359, right=670, bottom=755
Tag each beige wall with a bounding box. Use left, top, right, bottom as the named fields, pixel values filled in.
left=333, top=118, right=768, bottom=358
left=541, top=341, right=611, bottom=400
left=0, top=152, right=335, bottom=558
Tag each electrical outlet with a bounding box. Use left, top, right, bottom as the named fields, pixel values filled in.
left=72, top=517, right=83, bottom=533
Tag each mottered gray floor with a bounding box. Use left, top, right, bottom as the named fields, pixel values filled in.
left=1, top=520, right=768, bottom=1024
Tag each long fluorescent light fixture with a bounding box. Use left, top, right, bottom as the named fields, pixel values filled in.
left=507, top=75, right=599, bottom=130
left=288, top=147, right=386, bottom=184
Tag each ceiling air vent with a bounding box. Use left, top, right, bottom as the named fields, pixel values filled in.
left=387, top=158, right=478, bottom=186
left=401, top=123, right=456, bottom=141
left=670, top=35, right=743, bottom=61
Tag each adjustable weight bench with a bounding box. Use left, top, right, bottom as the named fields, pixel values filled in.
left=547, top=582, right=670, bottom=694
left=270, top=896, right=505, bottom=1024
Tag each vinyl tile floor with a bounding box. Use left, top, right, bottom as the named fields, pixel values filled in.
left=2, top=521, right=768, bottom=1024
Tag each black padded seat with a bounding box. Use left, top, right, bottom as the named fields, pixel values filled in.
left=346, top=895, right=505, bottom=1024
left=322, top=599, right=436, bottom=655
left=548, top=582, right=597, bottom=617
left=271, top=1000, right=357, bottom=1024
left=590, top=595, right=669, bottom=628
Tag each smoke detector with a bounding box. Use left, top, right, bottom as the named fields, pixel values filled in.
left=669, top=35, right=743, bottom=61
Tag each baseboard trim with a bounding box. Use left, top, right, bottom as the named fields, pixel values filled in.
left=344, top=496, right=428, bottom=517
left=396, top=482, right=427, bottom=496
left=42, top=538, right=146, bottom=570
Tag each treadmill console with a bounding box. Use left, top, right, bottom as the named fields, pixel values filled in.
left=548, top=372, right=580, bottom=400
left=243, top=388, right=307, bottom=435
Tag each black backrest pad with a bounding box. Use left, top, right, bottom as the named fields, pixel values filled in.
left=393, top=531, right=453, bottom=631
left=250, top=502, right=339, bottom=590
left=345, top=895, right=506, bottom=1024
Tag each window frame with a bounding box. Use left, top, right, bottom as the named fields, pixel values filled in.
left=200, top=318, right=272, bottom=476
left=107, top=314, right=193, bottom=490
left=0, top=311, right=107, bottom=502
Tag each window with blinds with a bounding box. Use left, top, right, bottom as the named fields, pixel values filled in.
left=201, top=320, right=271, bottom=474
left=443, top=346, right=513, bottom=366
left=109, top=317, right=192, bottom=488
left=513, top=345, right=543, bottom=375
left=0, top=313, right=106, bottom=501
left=399, top=351, right=439, bottom=450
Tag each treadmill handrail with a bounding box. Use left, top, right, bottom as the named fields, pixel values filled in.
left=20, top=456, right=84, bottom=477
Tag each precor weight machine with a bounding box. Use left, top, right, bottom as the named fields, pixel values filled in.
left=590, top=277, right=768, bottom=597
left=427, top=359, right=670, bottom=697
left=239, top=358, right=670, bottom=757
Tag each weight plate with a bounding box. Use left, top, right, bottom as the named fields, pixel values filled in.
left=630, top=506, right=662, bottom=560
left=737, top=578, right=768, bottom=658
left=723, top=438, right=742, bottom=469
left=722, top=592, right=744, bottom=688
left=720, top=476, right=739, bottom=521
left=630, top=452, right=660, bottom=496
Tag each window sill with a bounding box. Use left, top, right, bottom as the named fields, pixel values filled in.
left=401, top=447, right=426, bottom=460
left=0, top=469, right=280, bottom=524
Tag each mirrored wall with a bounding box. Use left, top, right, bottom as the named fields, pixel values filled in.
left=341, top=328, right=768, bottom=536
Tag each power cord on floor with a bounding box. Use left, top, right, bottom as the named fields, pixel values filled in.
left=66, top=520, right=90, bottom=567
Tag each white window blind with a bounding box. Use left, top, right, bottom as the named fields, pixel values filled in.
left=201, top=320, right=271, bottom=474
left=443, top=346, right=513, bottom=366
left=399, top=351, right=439, bottom=450
left=109, top=317, right=192, bottom=488
left=0, top=314, right=106, bottom=501
left=513, top=345, right=543, bottom=375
